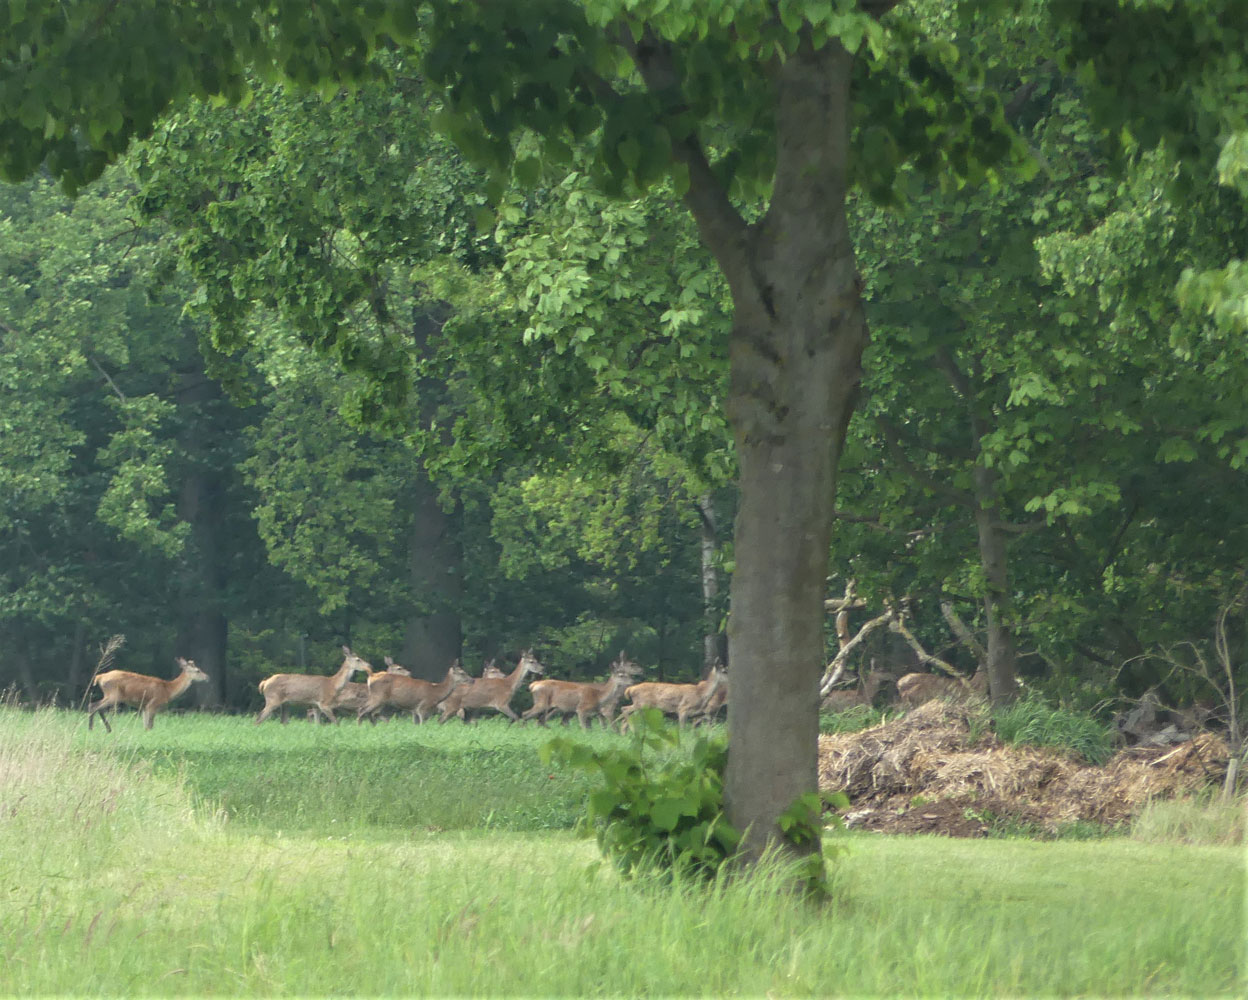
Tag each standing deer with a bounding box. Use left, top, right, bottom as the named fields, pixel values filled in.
left=619, top=662, right=726, bottom=729
left=821, top=667, right=895, bottom=712
left=522, top=651, right=644, bottom=729
left=87, top=656, right=209, bottom=731
left=358, top=660, right=473, bottom=724
left=895, top=667, right=987, bottom=707
left=255, top=646, right=372, bottom=724
left=437, top=650, right=545, bottom=723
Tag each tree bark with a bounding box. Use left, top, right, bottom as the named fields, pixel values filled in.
left=400, top=468, right=463, bottom=679
left=718, top=42, right=866, bottom=863
left=971, top=463, right=1018, bottom=707
left=176, top=464, right=229, bottom=706
left=175, top=363, right=229, bottom=707
left=399, top=308, right=464, bottom=680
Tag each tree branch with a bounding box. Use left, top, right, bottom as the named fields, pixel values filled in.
left=876, top=416, right=975, bottom=507
left=614, top=27, right=752, bottom=293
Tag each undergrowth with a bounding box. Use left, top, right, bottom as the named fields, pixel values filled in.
left=992, top=695, right=1115, bottom=764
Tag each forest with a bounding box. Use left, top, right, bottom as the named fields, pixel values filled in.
left=2, top=1, right=1247, bottom=853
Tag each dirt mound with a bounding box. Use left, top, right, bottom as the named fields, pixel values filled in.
left=818, top=701, right=1229, bottom=836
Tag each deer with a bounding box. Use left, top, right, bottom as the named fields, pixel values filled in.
left=521, top=651, right=644, bottom=729
left=314, top=657, right=412, bottom=723
left=437, top=649, right=545, bottom=723
left=619, top=661, right=726, bottom=729
left=821, top=667, right=895, bottom=712
left=358, top=659, right=473, bottom=724
left=691, top=677, right=729, bottom=726
left=435, top=659, right=513, bottom=721
left=255, top=646, right=372, bottom=724
left=895, top=666, right=988, bottom=707
left=87, top=656, right=209, bottom=731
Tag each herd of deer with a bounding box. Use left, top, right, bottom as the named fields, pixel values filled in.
left=84, top=647, right=732, bottom=732
left=84, top=645, right=986, bottom=733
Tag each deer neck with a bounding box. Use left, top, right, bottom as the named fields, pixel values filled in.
left=331, top=659, right=357, bottom=692
left=501, top=661, right=531, bottom=696
left=432, top=668, right=458, bottom=698
left=165, top=668, right=194, bottom=702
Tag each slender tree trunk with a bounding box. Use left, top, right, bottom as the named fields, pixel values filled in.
left=971, top=464, right=1018, bottom=707
left=697, top=492, right=723, bottom=671
left=177, top=465, right=229, bottom=706
left=175, top=363, right=229, bottom=707
left=720, top=42, right=867, bottom=863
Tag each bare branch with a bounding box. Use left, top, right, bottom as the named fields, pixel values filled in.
left=941, top=600, right=987, bottom=668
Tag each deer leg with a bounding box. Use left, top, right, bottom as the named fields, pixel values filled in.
left=143, top=707, right=156, bottom=730
left=88, top=697, right=113, bottom=732
left=255, top=702, right=278, bottom=725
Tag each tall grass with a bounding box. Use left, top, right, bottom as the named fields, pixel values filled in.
left=993, top=695, right=1116, bottom=764
left=1131, top=790, right=1247, bottom=846
left=1, top=705, right=1243, bottom=996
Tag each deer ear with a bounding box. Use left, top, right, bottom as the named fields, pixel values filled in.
left=342, top=644, right=351, bottom=655
left=384, top=656, right=394, bottom=666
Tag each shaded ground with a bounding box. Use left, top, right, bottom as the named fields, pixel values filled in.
left=819, top=701, right=1230, bottom=837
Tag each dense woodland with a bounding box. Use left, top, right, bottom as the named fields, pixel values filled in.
left=3, top=1, right=1248, bottom=859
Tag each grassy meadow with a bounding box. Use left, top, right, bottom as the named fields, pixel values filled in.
left=0, top=704, right=1243, bottom=997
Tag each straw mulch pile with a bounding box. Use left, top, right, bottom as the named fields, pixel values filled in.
left=818, top=701, right=1230, bottom=836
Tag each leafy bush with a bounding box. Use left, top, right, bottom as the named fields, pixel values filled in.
left=993, top=695, right=1115, bottom=765
left=544, top=709, right=848, bottom=893
left=542, top=708, right=741, bottom=879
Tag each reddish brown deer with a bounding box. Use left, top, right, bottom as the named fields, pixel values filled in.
left=316, top=658, right=411, bottom=723
left=437, top=650, right=545, bottom=723
left=821, top=668, right=895, bottom=712
left=522, top=651, right=644, bottom=729
left=619, top=662, right=726, bottom=729
left=692, top=676, right=729, bottom=726
left=358, top=660, right=473, bottom=724
left=255, top=646, right=372, bottom=724
left=436, top=659, right=516, bottom=721
left=895, top=667, right=988, bottom=707
left=87, top=656, right=209, bottom=731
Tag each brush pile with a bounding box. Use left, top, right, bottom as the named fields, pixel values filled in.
left=818, top=701, right=1230, bottom=836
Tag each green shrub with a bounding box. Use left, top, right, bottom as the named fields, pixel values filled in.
left=993, top=696, right=1115, bottom=765
left=544, top=709, right=847, bottom=893
left=542, top=708, right=741, bottom=880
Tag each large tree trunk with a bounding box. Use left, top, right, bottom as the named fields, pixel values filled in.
left=399, top=308, right=464, bottom=680
left=720, top=43, right=867, bottom=863
left=400, top=468, right=463, bottom=679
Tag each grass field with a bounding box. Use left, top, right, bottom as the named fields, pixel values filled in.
left=1, top=705, right=1243, bottom=996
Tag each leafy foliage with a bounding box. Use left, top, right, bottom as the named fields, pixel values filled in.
left=542, top=707, right=741, bottom=879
